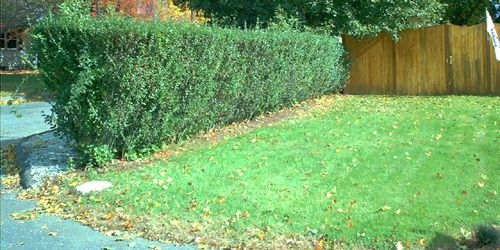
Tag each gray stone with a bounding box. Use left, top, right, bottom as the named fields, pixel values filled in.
left=76, top=181, right=113, bottom=194
left=16, top=130, right=78, bottom=188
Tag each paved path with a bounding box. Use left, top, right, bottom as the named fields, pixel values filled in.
left=0, top=102, right=193, bottom=250
left=0, top=102, right=51, bottom=146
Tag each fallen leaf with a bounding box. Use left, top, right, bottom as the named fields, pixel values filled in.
left=257, top=230, right=266, bottom=240
left=419, top=239, right=426, bottom=246
left=103, top=212, right=115, bottom=220
left=10, top=211, right=38, bottom=220
left=170, top=220, right=180, bottom=226
left=379, top=206, right=391, bottom=212
left=192, top=222, right=203, bottom=232
left=48, top=231, right=58, bottom=236
left=148, top=245, right=161, bottom=250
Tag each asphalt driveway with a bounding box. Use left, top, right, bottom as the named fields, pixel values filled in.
left=0, top=102, right=193, bottom=250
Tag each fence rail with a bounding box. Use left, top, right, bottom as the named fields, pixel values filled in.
left=342, top=23, right=500, bottom=95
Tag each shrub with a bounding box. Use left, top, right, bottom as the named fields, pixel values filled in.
left=30, top=11, right=348, bottom=165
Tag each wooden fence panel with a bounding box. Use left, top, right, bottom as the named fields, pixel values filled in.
left=344, top=34, right=395, bottom=95
left=395, top=25, right=447, bottom=95
left=450, top=24, right=488, bottom=95
left=343, top=23, right=500, bottom=95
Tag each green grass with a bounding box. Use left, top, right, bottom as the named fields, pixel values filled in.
left=0, top=73, right=47, bottom=101
left=84, top=96, right=499, bottom=248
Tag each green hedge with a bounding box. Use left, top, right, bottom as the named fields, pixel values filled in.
left=31, top=15, right=348, bottom=165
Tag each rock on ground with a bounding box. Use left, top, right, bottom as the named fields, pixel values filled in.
left=16, top=130, right=78, bottom=188
left=76, top=181, right=113, bottom=194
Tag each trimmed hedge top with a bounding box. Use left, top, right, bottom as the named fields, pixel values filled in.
left=31, top=14, right=348, bottom=165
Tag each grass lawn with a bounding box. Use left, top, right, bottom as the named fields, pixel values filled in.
left=0, top=72, right=47, bottom=101
left=34, top=95, right=500, bottom=249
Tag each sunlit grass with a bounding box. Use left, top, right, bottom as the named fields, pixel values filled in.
left=85, top=95, right=500, bottom=248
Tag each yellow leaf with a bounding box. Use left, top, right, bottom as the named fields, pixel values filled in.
left=170, top=220, right=180, bottom=226
left=257, top=230, right=266, bottom=240
left=379, top=206, right=391, bottom=212
left=48, top=231, right=58, bottom=236
left=419, top=239, right=426, bottom=246
left=192, top=222, right=203, bottom=232
left=103, top=212, right=115, bottom=220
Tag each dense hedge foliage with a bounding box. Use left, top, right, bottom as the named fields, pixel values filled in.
left=31, top=13, right=348, bottom=165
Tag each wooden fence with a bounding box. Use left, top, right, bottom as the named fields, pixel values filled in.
left=342, top=23, right=500, bottom=95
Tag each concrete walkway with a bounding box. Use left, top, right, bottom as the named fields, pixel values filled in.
left=0, top=102, right=193, bottom=250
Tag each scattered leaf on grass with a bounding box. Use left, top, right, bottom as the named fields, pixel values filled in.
left=192, top=222, right=203, bottom=232
left=378, top=206, right=391, bottom=212
left=419, top=239, right=426, bottom=246
left=257, top=230, right=266, bottom=240
left=170, top=220, right=180, bottom=226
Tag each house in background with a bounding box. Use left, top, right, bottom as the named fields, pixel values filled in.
left=0, top=28, right=28, bottom=70
left=0, top=0, right=59, bottom=70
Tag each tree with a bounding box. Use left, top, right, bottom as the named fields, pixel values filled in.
left=1, top=0, right=64, bottom=31
left=185, top=0, right=445, bottom=38
left=440, top=0, right=499, bottom=25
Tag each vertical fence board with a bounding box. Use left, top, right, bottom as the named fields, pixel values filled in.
left=344, top=23, right=500, bottom=95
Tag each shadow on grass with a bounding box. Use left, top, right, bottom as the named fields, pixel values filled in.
left=0, top=73, right=48, bottom=101
left=425, top=233, right=458, bottom=250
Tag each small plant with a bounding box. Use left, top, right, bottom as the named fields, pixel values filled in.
left=84, top=145, right=116, bottom=167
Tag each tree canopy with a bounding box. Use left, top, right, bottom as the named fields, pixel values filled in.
left=1, top=0, right=63, bottom=31
left=440, top=0, right=499, bottom=25
left=186, top=0, right=445, bottom=38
